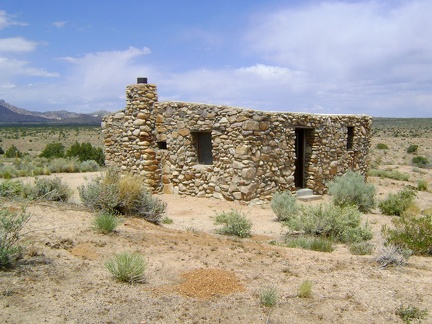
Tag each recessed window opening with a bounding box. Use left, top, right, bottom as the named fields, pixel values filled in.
left=347, top=126, right=354, bottom=150
left=157, top=141, right=167, bottom=150
left=193, top=132, right=213, bottom=165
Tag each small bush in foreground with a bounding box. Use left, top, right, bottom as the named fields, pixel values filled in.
left=382, top=211, right=432, bottom=255
left=349, top=242, right=374, bottom=255
left=78, top=167, right=166, bottom=224
left=93, top=212, right=120, bottom=234
left=396, top=304, right=428, bottom=323
left=285, top=203, right=372, bottom=244
left=376, top=245, right=411, bottom=268
left=270, top=191, right=299, bottom=221
left=105, top=252, right=146, bottom=283
left=417, top=179, right=428, bottom=191
left=285, top=236, right=334, bottom=252
left=0, top=206, right=31, bottom=268
left=214, top=210, right=252, bottom=238
left=27, top=177, right=72, bottom=202
left=258, top=286, right=278, bottom=307
left=298, top=280, right=313, bottom=298
left=327, top=171, right=376, bottom=212
left=378, top=188, right=416, bottom=216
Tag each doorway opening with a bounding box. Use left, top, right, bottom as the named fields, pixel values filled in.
left=295, top=128, right=314, bottom=188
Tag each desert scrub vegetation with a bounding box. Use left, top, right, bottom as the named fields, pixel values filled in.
left=349, top=242, right=374, bottom=255
left=298, top=280, right=313, bottom=298
left=0, top=205, right=30, bottom=268
left=78, top=167, right=166, bottom=224
left=258, top=285, right=278, bottom=307
left=411, top=155, right=430, bottom=168
left=25, top=177, right=72, bottom=202
left=0, top=179, right=26, bottom=199
left=406, top=144, right=419, bottom=154
left=378, top=188, right=417, bottom=216
left=382, top=210, right=432, bottom=256
left=270, top=191, right=299, bottom=221
left=375, top=143, right=389, bottom=149
left=396, top=304, right=428, bottom=323
left=327, top=170, right=376, bottom=212
left=417, top=179, right=428, bottom=191
left=105, top=252, right=146, bottom=284
left=93, top=211, right=121, bottom=234
left=214, top=210, right=252, bottom=238
left=368, top=169, right=410, bottom=181
left=376, top=245, right=411, bottom=268
left=285, top=236, right=334, bottom=252
left=284, top=203, right=372, bottom=244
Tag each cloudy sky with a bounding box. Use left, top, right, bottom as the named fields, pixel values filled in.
left=1, top=0, right=432, bottom=117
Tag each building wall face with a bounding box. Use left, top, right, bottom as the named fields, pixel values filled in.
left=102, top=83, right=372, bottom=202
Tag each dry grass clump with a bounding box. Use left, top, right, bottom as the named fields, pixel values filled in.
left=105, top=252, right=146, bottom=284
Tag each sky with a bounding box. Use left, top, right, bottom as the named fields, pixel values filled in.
left=1, top=0, right=432, bottom=117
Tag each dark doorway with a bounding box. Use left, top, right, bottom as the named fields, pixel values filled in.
left=193, top=132, right=213, bottom=165
left=295, top=128, right=306, bottom=188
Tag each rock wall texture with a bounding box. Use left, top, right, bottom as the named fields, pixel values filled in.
left=102, top=83, right=372, bottom=202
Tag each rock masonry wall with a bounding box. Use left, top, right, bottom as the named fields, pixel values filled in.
left=102, top=83, right=372, bottom=202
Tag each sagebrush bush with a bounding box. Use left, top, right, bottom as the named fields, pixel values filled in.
left=285, top=236, right=334, bottom=252
left=93, top=212, right=120, bottom=234
left=79, top=167, right=166, bottom=224
left=214, top=210, right=252, bottom=238
left=27, top=177, right=72, bottom=202
left=327, top=171, right=376, bottom=212
left=382, top=211, right=432, bottom=255
left=378, top=188, right=417, bottom=216
left=270, top=191, right=299, bottom=221
left=0, top=180, right=25, bottom=199
left=105, top=252, right=146, bottom=283
left=0, top=205, right=30, bottom=268
left=376, top=245, right=411, bottom=267
left=285, top=203, right=372, bottom=244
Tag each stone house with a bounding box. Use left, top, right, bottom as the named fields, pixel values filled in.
left=102, top=79, right=372, bottom=202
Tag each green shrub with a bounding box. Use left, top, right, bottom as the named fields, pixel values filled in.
left=39, top=142, right=65, bottom=158
left=0, top=206, right=31, bottom=268
left=406, top=144, right=418, bottom=154
left=258, top=286, right=278, bottom=307
left=368, top=169, right=409, bottom=181
left=66, top=142, right=105, bottom=166
left=0, top=180, right=25, bottom=199
left=298, top=280, right=313, bottom=298
left=214, top=210, right=252, bottom=238
left=417, top=179, right=428, bottom=191
left=78, top=167, right=166, bottom=224
left=285, top=203, right=372, bottom=243
left=412, top=155, right=429, bottom=167
left=285, top=236, right=334, bottom=252
left=378, top=188, right=417, bottom=216
left=396, top=304, right=428, bottom=323
left=349, top=242, right=374, bottom=255
left=27, top=177, right=72, bottom=202
left=4, top=145, right=22, bottom=158
left=382, top=212, right=432, bottom=255
left=105, top=252, right=146, bottom=283
left=327, top=171, right=376, bottom=212
left=79, top=160, right=99, bottom=172
left=270, top=191, right=299, bottom=221
left=376, top=143, right=389, bottom=149
left=93, top=212, right=120, bottom=234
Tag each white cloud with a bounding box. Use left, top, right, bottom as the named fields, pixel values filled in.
left=0, top=10, right=27, bottom=29
left=0, top=37, right=38, bottom=52
left=53, top=21, right=67, bottom=28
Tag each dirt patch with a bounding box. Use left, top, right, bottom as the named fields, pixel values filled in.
left=176, top=268, right=245, bottom=299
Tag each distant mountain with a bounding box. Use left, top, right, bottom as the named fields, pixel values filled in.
left=0, top=100, right=110, bottom=125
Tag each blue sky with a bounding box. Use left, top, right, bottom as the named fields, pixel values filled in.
left=1, top=0, right=432, bottom=117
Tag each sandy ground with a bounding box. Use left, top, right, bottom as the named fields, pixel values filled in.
left=1, top=131, right=432, bottom=323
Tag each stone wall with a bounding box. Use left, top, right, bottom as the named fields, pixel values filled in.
left=102, top=82, right=372, bottom=202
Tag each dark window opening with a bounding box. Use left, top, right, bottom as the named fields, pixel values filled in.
left=347, top=126, right=354, bottom=150
left=157, top=141, right=167, bottom=150
left=193, top=132, right=213, bottom=165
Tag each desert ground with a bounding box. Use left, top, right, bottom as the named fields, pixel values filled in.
left=1, top=122, right=432, bottom=323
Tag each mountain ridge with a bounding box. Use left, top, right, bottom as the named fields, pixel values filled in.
left=0, top=100, right=109, bottom=125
